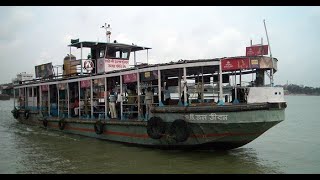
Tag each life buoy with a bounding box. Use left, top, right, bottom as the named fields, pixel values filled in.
left=169, top=119, right=190, bottom=142
left=43, top=118, right=48, bottom=128
left=147, top=117, right=166, bottom=139
left=24, top=110, right=30, bottom=119
left=58, top=119, right=66, bottom=130
left=94, top=120, right=104, bottom=135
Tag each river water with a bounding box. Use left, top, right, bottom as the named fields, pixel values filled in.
left=0, top=96, right=319, bottom=174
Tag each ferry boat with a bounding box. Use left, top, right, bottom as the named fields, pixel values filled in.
left=11, top=23, right=286, bottom=150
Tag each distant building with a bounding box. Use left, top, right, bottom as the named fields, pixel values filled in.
left=12, top=72, right=34, bottom=85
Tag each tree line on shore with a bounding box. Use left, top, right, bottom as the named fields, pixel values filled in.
left=279, top=84, right=320, bottom=96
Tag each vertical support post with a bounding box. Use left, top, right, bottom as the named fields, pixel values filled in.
left=57, top=84, right=60, bottom=117
left=201, top=66, right=204, bottom=102
left=240, top=69, right=242, bottom=87
left=158, top=68, right=164, bottom=107
left=218, top=59, right=224, bottom=105
left=80, top=42, right=83, bottom=75
left=120, top=75, right=123, bottom=120
left=147, top=49, right=149, bottom=64
left=67, top=83, right=70, bottom=118
left=183, top=67, right=188, bottom=106
left=137, top=72, right=141, bottom=119
left=24, top=88, right=28, bottom=110
left=233, top=71, right=239, bottom=104
left=90, top=79, right=93, bottom=119
left=212, top=73, right=215, bottom=103
left=32, top=87, right=34, bottom=111
left=13, top=87, right=16, bottom=108
left=134, top=51, right=136, bottom=66
left=105, top=77, right=109, bottom=120
left=78, top=81, right=81, bottom=118
left=39, top=86, right=42, bottom=114
left=178, top=69, right=182, bottom=106
left=69, top=46, right=71, bottom=75
left=48, top=86, right=51, bottom=116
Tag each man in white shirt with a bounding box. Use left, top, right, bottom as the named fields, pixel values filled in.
left=116, top=89, right=122, bottom=119
left=145, top=87, right=153, bottom=117
left=109, top=89, right=117, bottom=119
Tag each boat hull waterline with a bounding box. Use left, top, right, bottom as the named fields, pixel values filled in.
left=14, top=102, right=285, bottom=150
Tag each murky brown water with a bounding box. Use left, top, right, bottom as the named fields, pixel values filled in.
left=0, top=96, right=319, bottom=173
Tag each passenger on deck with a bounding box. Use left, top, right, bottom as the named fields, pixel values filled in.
left=141, top=89, right=146, bottom=118
left=145, top=87, right=153, bottom=115
left=73, top=97, right=79, bottom=117
left=109, top=89, right=117, bottom=119
left=18, top=96, right=24, bottom=109
left=116, top=89, right=122, bottom=119
left=164, top=86, right=171, bottom=105
left=181, top=88, right=190, bottom=105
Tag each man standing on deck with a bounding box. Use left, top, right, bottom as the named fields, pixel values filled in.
left=116, top=89, right=122, bottom=119
left=145, top=87, right=153, bottom=119
left=109, top=89, right=117, bottom=119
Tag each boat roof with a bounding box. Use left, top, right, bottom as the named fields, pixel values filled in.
left=68, top=41, right=151, bottom=52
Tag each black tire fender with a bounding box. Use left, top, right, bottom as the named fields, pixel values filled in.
left=94, top=120, right=104, bottom=135
left=169, top=119, right=190, bottom=142
left=24, top=110, right=30, bottom=119
left=58, top=119, right=66, bottom=130
left=147, top=117, right=166, bottom=139
left=43, top=118, right=48, bottom=128
left=12, top=108, right=19, bottom=119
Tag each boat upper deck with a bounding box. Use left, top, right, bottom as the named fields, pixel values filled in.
left=14, top=56, right=277, bottom=88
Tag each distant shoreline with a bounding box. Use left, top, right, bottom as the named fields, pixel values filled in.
left=285, top=94, right=320, bottom=96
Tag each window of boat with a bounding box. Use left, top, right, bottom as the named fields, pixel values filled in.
left=106, top=48, right=130, bottom=59
left=99, top=49, right=105, bottom=58
left=122, top=51, right=129, bottom=59
left=116, top=51, right=121, bottom=58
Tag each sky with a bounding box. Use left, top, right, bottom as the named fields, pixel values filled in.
left=0, top=6, right=319, bottom=87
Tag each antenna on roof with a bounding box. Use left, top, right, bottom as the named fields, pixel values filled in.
left=101, top=22, right=112, bottom=43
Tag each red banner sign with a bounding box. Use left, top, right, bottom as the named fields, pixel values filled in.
left=246, top=45, right=268, bottom=56
left=221, top=58, right=250, bottom=71
left=123, top=73, right=137, bottom=83
left=41, top=85, right=49, bottom=92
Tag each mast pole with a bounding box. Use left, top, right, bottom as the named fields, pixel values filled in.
left=263, top=19, right=274, bottom=87
left=251, top=39, right=254, bottom=85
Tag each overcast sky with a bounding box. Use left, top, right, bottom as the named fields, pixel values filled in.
left=0, top=6, right=319, bottom=87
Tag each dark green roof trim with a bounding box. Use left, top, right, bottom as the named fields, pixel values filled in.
left=68, top=41, right=151, bottom=52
